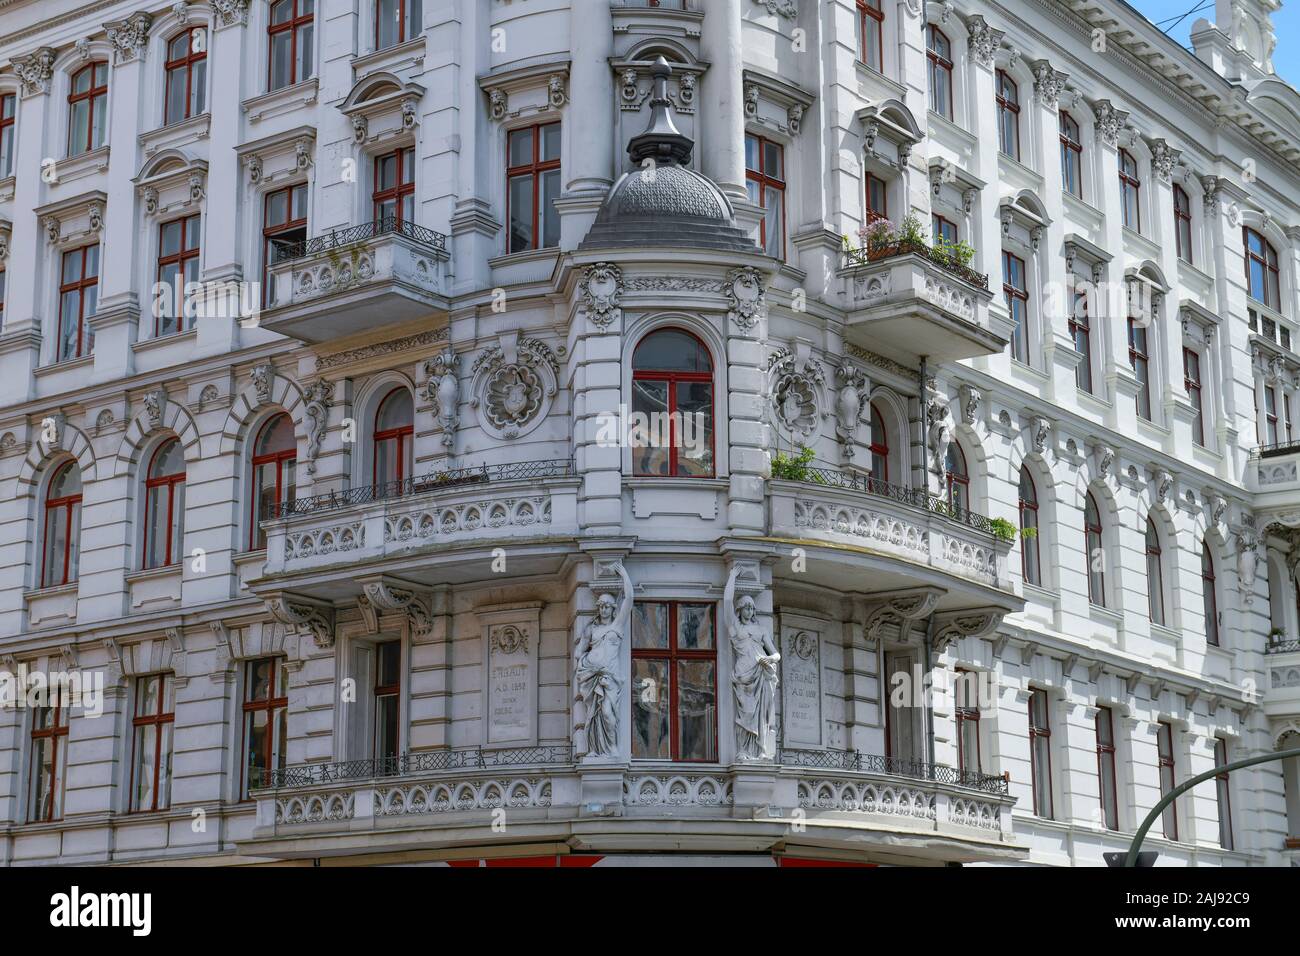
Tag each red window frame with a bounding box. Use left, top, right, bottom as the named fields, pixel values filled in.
left=249, top=413, right=296, bottom=549
left=506, top=121, right=561, bottom=253
left=375, top=0, right=420, bottom=50
left=630, top=328, right=715, bottom=478
left=926, top=26, right=952, bottom=119
left=164, top=28, right=207, bottom=126
left=268, top=0, right=314, bottom=91
left=1119, top=149, right=1141, bottom=231
left=869, top=402, right=889, bottom=485
left=374, top=640, right=401, bottom=764
left=995, top=70, right=1020, bottom=160
left=1265, top=387, right=1280, bottom=446
left=945, top=441, right=968, bottom=513
left=41, top=461, right=81, bottom=588
left=1128, top=318, right=1151, bottom=420
left=129, top=674, right=175, bottom=812
left=745, top=133, right=786, bottom=259
left=372, top=387, right=413, bottom=488
left=865, top=172, right=889, bottom=223
left=1003, top=250, right=1028, bottom=363
left=155, top=214, right=201, bottom=336
left=1018, top=466, right=1040, bottom=586
left=1145, top=518, right=1165, bottom=626
left=28, top=704, right=69, bottom=822
left=1214, top=737, right=1233, bottom=850
left=1243, top=226, right=1281, bottom=310
left=1201, top=541, right=1219, bottom=648
left=1085, top=490, right=1105, bottom=606
left=1095, top=705, right=1119, bottom=831
left=1028, top=688, right=1053, bottom=819
left=58, top=243, right=99, bottom=362
left=0, top=92, right=15, bottom=177
left=262, top=183, right=308, bottom=307
left=1183, top=347, right=1204, bottom=446
left=1059, top=110, right=1082, bottom=198
left=932, top=214, right=957, bottom=247
left=631, top=601, right=718, bottom=763
left=1070, top=288, right=1093, bottom=393
left=1156, top=720, right=1178, bottom=841
left=241, top=657, right=288, bottom=795
left=857, top=0, right=884, bottom=71
left=1173, top=185, right=1193, bottom=264
left=67, top=61, right=107, bottom=156
left=144, top=439, right=185, bottom=569
left=372, top=145, right=415, bottom=225
left=955, top=668, right=980, bottom=775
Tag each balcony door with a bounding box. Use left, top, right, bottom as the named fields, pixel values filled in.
left=885, top=649, right=924, bottom=766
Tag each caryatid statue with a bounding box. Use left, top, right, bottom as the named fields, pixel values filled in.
left=574, top=561, right=633, bottom=757
left=724, top=566, right=780, bottom=762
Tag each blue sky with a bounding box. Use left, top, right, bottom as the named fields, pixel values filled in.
left=1128, top=0, right=1299, bottom=88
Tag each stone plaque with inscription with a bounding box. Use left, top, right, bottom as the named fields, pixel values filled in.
left=487, top=623, right=534, bottom=744
left=781, top=628, right=822, bottom=747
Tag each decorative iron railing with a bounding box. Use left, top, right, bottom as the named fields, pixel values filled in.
left=780, top=748, right=1009, bottom=795
left=842, top=238, right=990, bottom=291
left=255, top=744, right=575, bottom=790
left=271, top=216, right=448, bottom=264
left=1254, top=439, right=1300, bottom=459
left=263, top=458, right=575, bottom=520
left=778, top=465, right=1000, bottom=538
left=1267, top=635, right=1300, bottom=654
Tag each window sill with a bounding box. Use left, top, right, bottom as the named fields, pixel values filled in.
left=1122, top=226, right=1160, bottom=260
left=243, top=77, right=319, bottom=125
left=35, top=354, right=94, bottom=376
left=55, top=145, right=111, bottom=184
left=0, top=174, right=14, bottom=203
left=24, top=581, right=78, bottom=599
left=853, top=61, right=907, bottom=101
left=1175, top=257, right=1214, bottom=291
left=1061, top=190, right=1103, bottom=231
left=351, top=34, right=427, bottom=78
left=139, top=112, right=212, bottom=159
left=1088, top=602, right=1122, bottom=628
left=997, top=152, right=1043, bottom=192
left=125, top=564, right=182, bottom=584
left=487, top=246, right=561, bottom=268
left=133, top=327, right=197, bottom=354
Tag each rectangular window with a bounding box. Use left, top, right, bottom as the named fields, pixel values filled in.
left=156, top=214, right=201, bottom=337
left=1028, top=688, right=1053, bottom=819
left=374, top=640, right=401, bottom=768
left=1095, top=706, right=1119, bottom=830
left=1157, top=721, right=1178, bottom=841
left=1119, top=150, right=1141, bottom=231
left=1174, top=186, right=1193, bottom=264
left=242, top=657, right=289, bottom=794
left=865, top=173, right=888, bottom=223
left=1214, top=737, right=1233, bottom=850
left=631, top=602, right=717, bottom=762
left=130, top=674, right=175, bottom=812
left=857, top=0, right=883, bottom=72
left=996, top=71, right=1020, bottom=160
left=1059, top=111, right=1082, bottom=199
left=262, top=183, right=308, bottom=307
left=955, top=669, right=980, bottom=775
left=1183, top=347, right=1204, bottom=446
left=0, top=92, right=15, bottom=177
left=506, top=122, right=561, bottom=253
left=268, top=0, right=315, bottom=92
left=372, top=146, right=415, bottom=225
left=1265, top=387, right=1280, bottom=446
left=0, top=267, right=6, bottom=325
left=745, top=134, right=785, bottom=259
left=1070, top=288, right=1093, bottom=393
left=376, top=0, right=421, bottom=50
left=926, top=26, right=953, bottom=120
left=1128, top=318, right=1151, bottom=421
left=67, top=62, right=107, bottom=157
left=164, top=29, right=207, bottom=126
left=931, top=214, right=957, bottom=247
left=57, top=244, right=99, bottom=362
left=1003, top=251, right=1028, bottom=363
left=28, top=705, right=69, bottom=822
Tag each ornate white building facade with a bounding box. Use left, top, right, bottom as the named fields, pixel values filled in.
left=0, top=0, right=1297, bottom=866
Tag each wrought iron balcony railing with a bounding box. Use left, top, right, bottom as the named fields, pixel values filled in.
left=1267, top=635, right=1300, bottom=654
left=272, top=216, right=448, bottom=264
left=253, top=744, right=575, bottom=790
left=780, top=747, right=1009, bottom=796
left=1254, top=439, right=1300, bottom=459
left=775, top=465, right=1000, bottom=538
left=263, top=458, right=576, bottom=520
left=842, top=238, right=990, bottom=291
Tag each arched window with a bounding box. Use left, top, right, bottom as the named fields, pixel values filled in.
left=1201, top=541, right=1219, bottom=647
left=0, top=92, right=16, bottom=177
left=857, top=0, right=884, bottom=72
left=1018, top=466, right=1040, bottom=586
left=631, top=329, right=714, bottom=477
left=945, top=442, right=968, bottom=513
left=1059, top=111, right=1082, bottom=198
left=869, top=402, right=889, bottom=486
left=250, top=414, right=296, bottom=549
left=164, top=28, right=207, bottom=126
left=42, top=461, right=82, bottom=588
left=1084, top=492, right=1104, bottom=606
left=373, top=388, right=413, bottom=490
left=1173, top=185, right=1193, bottom=264
left=144, top=438, right=186, bottom=569
left=1244, top=227, right=1281, bottom=310
left=995, top=70, right=1019, bottom=160
left=927, top=27, right=952, bottom=119
left=1145, top=518, right=1165, bottom=625
left=268, top=0, right=315, bottom=92
left=376, top=0, right=421, bottom=51
left=1119, top=149, right=1141, bottom=231
left=67, top=62, right=107, bottom=157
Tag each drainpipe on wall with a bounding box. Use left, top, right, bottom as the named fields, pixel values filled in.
left=924, top=612, right=937, bottom=767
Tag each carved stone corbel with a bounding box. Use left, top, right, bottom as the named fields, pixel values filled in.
left=864, top=588, right=942, bottom=642
left=358, top=577, right=434, bottom=641
left=265, top=596, right=335, bottom=649
left=931, top=608, right=1004, bottom=653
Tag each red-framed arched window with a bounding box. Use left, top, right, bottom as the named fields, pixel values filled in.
left=1084, top=491, right=1104, bottom=606
left=857, top=0, right=884, bottom=72
left=1173, top=185, right=1193, bottom=264
left=268, top=0, right=315, bottom=92
left=373, top=145, right=415, bottom=226
left=1059, top=110, right=1082, bottom=198
left=250, top=413, right=296, bottom=549
left=1119, top=149, right=1141, bottom=231
left=926, top=26, right=952, bottom=119
left=376, top=0, right=421, bottom=51
left=995, top=70, right=1019, bottom=160
left=1018, top=466, right=1040, bottom=586
left=67, top=61, right=107, bottom=157
left=164, top=28, right=207, bottom=126
left=945, top=442, right=968, bottom=513
left=144, top=438, right=185, bottom=570
left=631, top=328, right=714, bottom=477
left=373, top=388, right=413, bottom=490
left=41, top=461, right=82, bottom=588
left=869, top=402, right=889, bottom=486
left=1145, top=517, right=1165, bottom=626
left=1201, top=540, right=1218, bottom=647
left=1244, top=226, right=1281, bottom=310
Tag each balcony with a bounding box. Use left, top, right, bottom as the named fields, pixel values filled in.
left=1265, top=633, right=1300, bottom=719
left=257, top=459, right=578, bottom=584
left=262, top=217, right=450, bottom=345
left=767, top=468, right=1016, bottom=595
left=243, top=745, right=1023, bottom=864
left=838, top=241, right=1005, bottom=365
left=1248, top=440, right=1300, bottom=521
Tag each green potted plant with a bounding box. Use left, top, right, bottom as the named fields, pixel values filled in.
left=988, top=517, right=1018, bottom=543
left=771, top=445, right=817, bottom=482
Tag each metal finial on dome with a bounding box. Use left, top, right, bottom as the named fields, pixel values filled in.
left=627, top=56, right=694, bottom=166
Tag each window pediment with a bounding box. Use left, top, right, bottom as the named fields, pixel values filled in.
left=480, top=60, right=571, bottom=123
left=34, top=189, right=106, bottom=248
left=235, top=125, right=316, bottom=188
left=340, top=72, right=424, bottom=146
left=134, top=150, right=207, bottom=217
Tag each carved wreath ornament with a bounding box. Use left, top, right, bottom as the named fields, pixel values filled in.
left=470, top=332, right=560, bottom=440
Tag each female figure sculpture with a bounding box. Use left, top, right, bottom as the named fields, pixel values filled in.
left=724, top=566, right=780, bottom=761
left=574, top=562, right=632, bottom=757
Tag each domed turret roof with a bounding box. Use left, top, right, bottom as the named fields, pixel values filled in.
left=579, top=57, right=759, bottom=254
